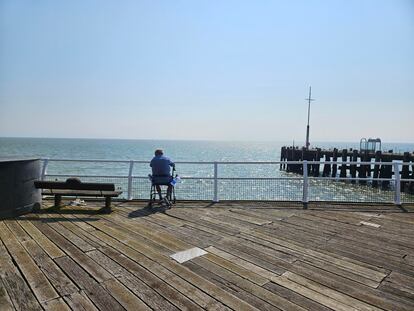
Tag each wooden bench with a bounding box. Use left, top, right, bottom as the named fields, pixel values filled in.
left=34, top=178, right=122, bottom=213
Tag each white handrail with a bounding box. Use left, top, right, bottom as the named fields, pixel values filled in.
left=127, top=161, right=134, bottom=200
left=40, top=158, right=413, bottom=205
left=40, top=158, right=412, bottom=165
left=394, top=162, right=401, bottom=206
left=302, top=161, right=309, bottom=207
left=213, top=162, right=218, bottom=202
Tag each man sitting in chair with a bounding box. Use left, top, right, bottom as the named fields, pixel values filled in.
left=150, top=149, right=175, bottom=200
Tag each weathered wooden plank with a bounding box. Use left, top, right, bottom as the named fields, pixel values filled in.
left=0, top=240, right=42, bottom=311
left=116, top=206, right=186, bottom=228
left=168, top=223, right=223, bottom=244
left=404, top=254, right=414, bottom=266
left=263, top=282, right=333, bottom=311
left=335, top=211, right=414, bottom=235
left=63, top=292, right=99, bottom=311
left=32, top=218, right=113, bottom=283
left=218, top=238, right=293, bottom=271
left=241, top=230, right=388, bottom=282
left=242, top=234, right=380, bottom=288
left=271, top=275, right=358, bottom=311
left=314, top=212, right=414, bottom=247
left=280, top=214, right=344, bottom=235
left=54, top=256, right=124, bottom=311
left=183, top=261, right=280, bottom=311
left=309, top=210, right=373, bottom=225
left=282, top=271, right=383, bottom=311
left=4, top=200, right=414, bottom=311
left=101, top=212, right=191, bottom=252
left=102, top=278, right=152, bottom=311
left=205, top=246, right=281, bottom=280
left=167, top=209, right=241, bottom=235
left=299, top=252, right=381, bottom=288
left=203, top=252, right=270, bottom=286
left=256, top=224, right=389, bottom=281
left=295, top=213, right=410, bottom=257
left=212, top=239, right=288, bottom=276
left=91, top=235, right=231, bottom=310
left=21, top=239, right=78, bottom=296
left=88, top=211, right=173, bottom=248
left=379, top=281, right=414, bottom=302
left=382, top=271, right=414, bottom=291
left=224, top=235, right=297, bottom=263
left=190, top=256, right=307, bottom=311
left=262, top=222, right=330, bottom=247
left=17, top=219, right=65, bottom=259
left=59, top=213, right=99, bottom=232
left=175, top=215, right=235, bottom=238
left=378, top=212, right=414, bottom=225
left=149, top=210, right=187, bottom=227
left=87, top=249, right=196, bottom=311
left=200, top=214, right=255, bottom=234
left=57, top=216, right=107, bottom=249
left=326, top=234, right=411, bottom=263
left=42, top=298, right=72, bottom=311
left=83, top=220, right=260, bottom=311
left=289, top=260, right=414, bottom=311
left=242, top=227, right=383, bottom=289
left=46, top=220, right=96, bottom=252
left=162, top=226, right=215, bottom=249
left=0, top=279, right=15, bottom=311
left=332, top=232, right=410, bottom=259
left=0, top=222, right=59, bottom=303
left=229, top=208, right=295, bottom=222
left=252, top=208, right=299, bottom=220
left=4, top=220, right=31, bottom=243
left=226, top=210, right=273, bottom=225
left=320, top=243, right=414, bottom=278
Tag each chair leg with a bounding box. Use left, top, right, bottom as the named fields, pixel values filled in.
left=149, top=185, right=156, bottom=207
left=156, top=185, right=163, bottom=200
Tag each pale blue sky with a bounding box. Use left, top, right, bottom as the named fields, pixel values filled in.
left=1, top=0, right=413, bottom=143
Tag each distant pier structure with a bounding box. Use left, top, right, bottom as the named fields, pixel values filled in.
left=280, top=138, right=414, bottom=193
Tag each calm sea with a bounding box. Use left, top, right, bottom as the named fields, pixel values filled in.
left=1, top=137, right=413, bottom=201
left=1, top=137, right=413, bottom=162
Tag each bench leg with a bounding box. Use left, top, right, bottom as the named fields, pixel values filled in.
left=102, top=196, right=112, bottom=213
left=54, top=195, right=62, bottom=208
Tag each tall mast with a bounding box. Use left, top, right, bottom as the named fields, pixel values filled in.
left=305, top=86, right=315, bottom=149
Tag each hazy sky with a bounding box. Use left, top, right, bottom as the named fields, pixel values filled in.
left=1, top=0, right=413, bottom=143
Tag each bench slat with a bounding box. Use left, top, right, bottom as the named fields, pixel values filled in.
left=35, top=180, right=115, bottom=191
left=42, top=190, right=122, bottom=197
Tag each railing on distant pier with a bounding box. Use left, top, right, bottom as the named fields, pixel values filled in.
left=40, top=159, right=414, bottom=205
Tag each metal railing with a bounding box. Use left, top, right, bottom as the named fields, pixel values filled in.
left=40, top=159, right=414, bottom=205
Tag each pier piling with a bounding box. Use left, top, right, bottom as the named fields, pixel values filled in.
left=279, top=146, right=413, bottom=194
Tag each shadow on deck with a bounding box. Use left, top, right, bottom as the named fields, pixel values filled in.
left=1, top=200, right=414, bottom=310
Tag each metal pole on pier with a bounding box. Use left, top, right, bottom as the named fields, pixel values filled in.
left=305, top=86, right=315, bottom=150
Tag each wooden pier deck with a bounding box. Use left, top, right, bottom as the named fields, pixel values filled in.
left=1, top=201, right=414, bottom=311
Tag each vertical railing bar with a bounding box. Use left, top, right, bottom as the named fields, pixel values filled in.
left=34, top=159, right=410, bottom=204
left=41, top=158, right=49, bottom=181
left=127, top=160, right=134, bottom=200
left=302, top=160, right=309, bottom=209
left=394, top=162, right=401, bottom=206
left=213, top=162, right=219, bottom=202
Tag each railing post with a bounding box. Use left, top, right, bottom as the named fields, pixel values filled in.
left=394, top=162, right=401, bottom=206
left=41, top=159, right=49, bottom=180
left=213, top=162, right=219, bottom=202
left=127, top=161, right=134, bottom=200
left=302, top=160, right=309, bottom=209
